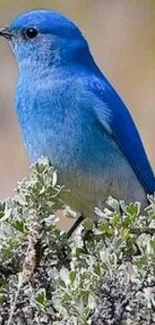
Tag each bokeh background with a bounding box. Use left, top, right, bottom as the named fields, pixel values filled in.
left=0, top=0, right=154, bottom=201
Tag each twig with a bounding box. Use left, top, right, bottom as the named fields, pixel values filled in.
left=7, top=272, right=23, bottom=325
left=7, top=227, right=43, bottom=325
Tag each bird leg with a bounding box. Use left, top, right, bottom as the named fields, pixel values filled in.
left=67, top=215, right=84, bottom=238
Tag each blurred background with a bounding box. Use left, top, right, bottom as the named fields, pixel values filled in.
left=0, top=0, right=154, bottom=201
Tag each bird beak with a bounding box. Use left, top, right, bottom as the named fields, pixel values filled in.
left=0, top=27, right=13, bottom=40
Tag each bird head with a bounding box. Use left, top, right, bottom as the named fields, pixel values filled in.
left=0, top=9, right=91, bottom=71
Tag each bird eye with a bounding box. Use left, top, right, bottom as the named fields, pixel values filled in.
left=24, top=28, right=38, bottom=40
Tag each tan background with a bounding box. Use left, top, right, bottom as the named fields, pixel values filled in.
left=0, top=0, right=154, bottom=202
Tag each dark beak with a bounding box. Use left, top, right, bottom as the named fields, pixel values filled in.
left=0, top=27, right=13, bottom=40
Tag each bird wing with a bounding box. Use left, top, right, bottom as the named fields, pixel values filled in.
left=88, top=76, right=155, bottom=194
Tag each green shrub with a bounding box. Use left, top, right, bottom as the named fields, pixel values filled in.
left=0, top=157, right=155, bottom=325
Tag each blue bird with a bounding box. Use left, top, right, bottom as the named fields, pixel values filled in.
left=0, top=9, right=154, bottom=227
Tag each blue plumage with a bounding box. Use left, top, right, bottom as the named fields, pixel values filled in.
left=0, top=9, right=154, bottom=217
left=89, top=77, right=155, bottom=194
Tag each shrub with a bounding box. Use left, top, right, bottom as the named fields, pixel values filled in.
left=0, top=157, right=155, bottom=325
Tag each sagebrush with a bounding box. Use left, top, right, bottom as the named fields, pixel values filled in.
left=0, top=157, right=155, bottom=325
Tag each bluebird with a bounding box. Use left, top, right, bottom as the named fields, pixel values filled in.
left=0, top=9, right=154, bottom=232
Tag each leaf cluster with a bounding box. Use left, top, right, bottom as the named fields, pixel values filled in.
left=0, top=158, right=155, bottom=325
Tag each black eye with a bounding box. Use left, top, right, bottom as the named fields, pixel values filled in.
left=24, top=28, right=38, bottom=40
